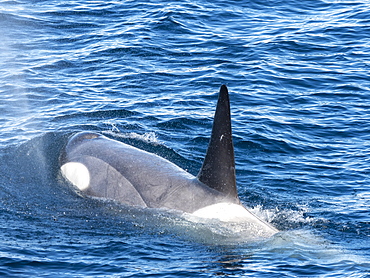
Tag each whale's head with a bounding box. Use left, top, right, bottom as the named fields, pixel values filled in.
left=60, top=132, right=101, bottom=164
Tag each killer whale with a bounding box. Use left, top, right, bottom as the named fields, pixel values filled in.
left=60, top=85, right=278, bottom=235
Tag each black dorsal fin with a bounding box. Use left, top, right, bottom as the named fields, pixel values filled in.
left=197, top=85, right=238, bottom=199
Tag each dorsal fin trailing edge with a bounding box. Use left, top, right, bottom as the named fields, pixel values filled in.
left=197, top=85, right=239, bottom=199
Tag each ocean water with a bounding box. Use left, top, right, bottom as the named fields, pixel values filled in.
left=0, top=0, right=369, bottom=277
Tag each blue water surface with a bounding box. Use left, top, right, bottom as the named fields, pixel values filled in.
left=0, top=0, right=369, bottom=277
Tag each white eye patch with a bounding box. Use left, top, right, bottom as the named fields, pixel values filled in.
left=61, top=162, right=90, bottom=191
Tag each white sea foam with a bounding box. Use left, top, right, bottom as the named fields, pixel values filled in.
left=103, top=130, right=161, bottom=145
